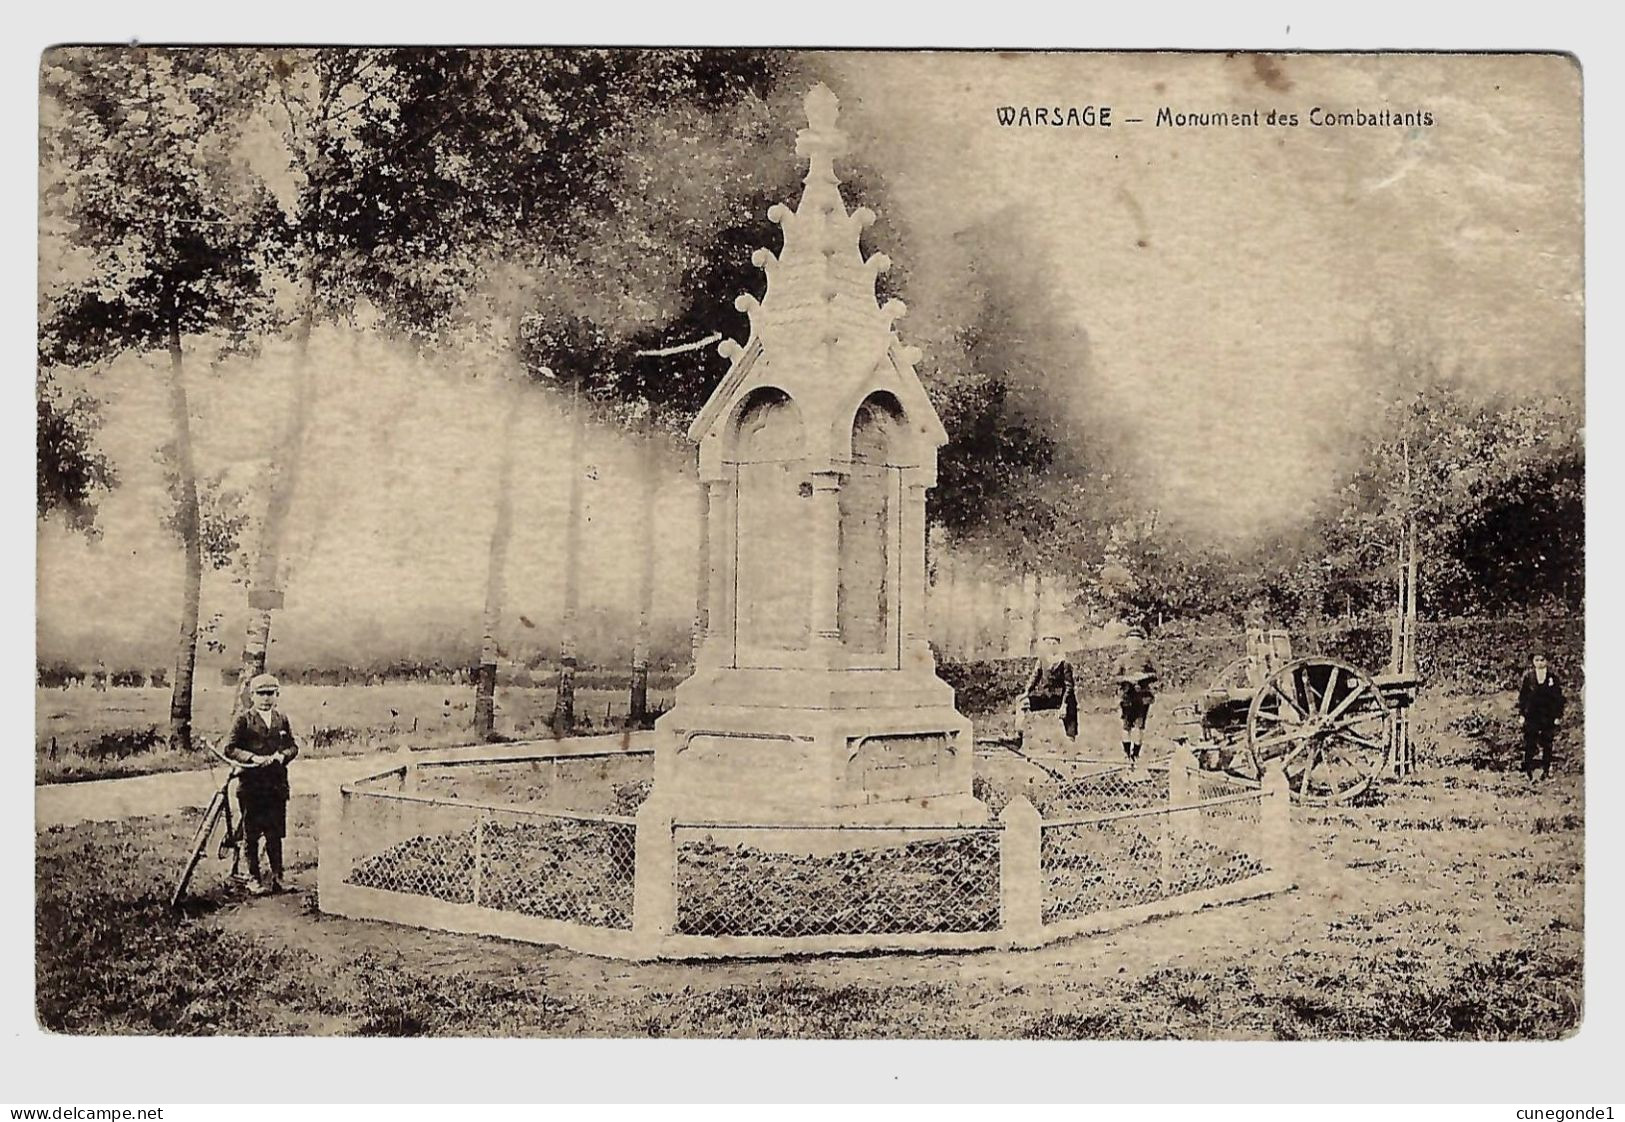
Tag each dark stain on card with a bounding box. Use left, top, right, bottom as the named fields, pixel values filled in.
left=1250, top=53, right=1294, bottom=92
left=1116, top=185, right=1151, bottom=249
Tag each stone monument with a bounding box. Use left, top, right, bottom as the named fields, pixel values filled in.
left=653, top=84, right=983, bottom=827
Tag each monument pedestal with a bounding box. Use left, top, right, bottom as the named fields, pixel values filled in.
left=654, top=665, right=983, bottom=829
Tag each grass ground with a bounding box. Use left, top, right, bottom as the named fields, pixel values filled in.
left=34, top=686, right=1583, bottom=1038
left=35, top=682, right=673, bottom=784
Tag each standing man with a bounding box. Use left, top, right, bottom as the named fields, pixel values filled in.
left=223, top=673, right=300, bottom=894
left=1020, top=633, right=1078, bottom=752
left=1112, top=626, right=1159, bottom=767
left=1516, top=652, right=1566, bottom=783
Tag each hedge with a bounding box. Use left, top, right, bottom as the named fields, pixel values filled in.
left=937, top=616, right=1583, bottom=715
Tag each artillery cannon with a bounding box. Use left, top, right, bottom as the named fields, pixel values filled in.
left=1174, top=627, right=1420, bottom=805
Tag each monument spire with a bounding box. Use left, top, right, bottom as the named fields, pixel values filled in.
left=795, top=82, right=847, bottom=207
left=724, top=82, right=905, bottom=382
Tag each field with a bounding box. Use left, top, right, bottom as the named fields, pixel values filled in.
left=34, top=684, right=1583, bottom=1038
left=34, top=680, right=675, bottom=784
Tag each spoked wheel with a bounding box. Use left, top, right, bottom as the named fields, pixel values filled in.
left=1244, top=656, right=1391, bottom=805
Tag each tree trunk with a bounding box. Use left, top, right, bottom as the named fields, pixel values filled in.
left=553, top=383, right=586, bottom=733
left=1000, top=569, right=1014, bottom=658
left=1029, top=571, right=1043, bottom=656
left=233, top=295, right=317, bottom=715
left=166, top=319, right=202, bottom=754
left=691, top=464, right=708, bottom=667
left=475, top=389, right=521, bottom=739
left=1404, top=518, right=1420, bottom=674
left=629, top=425, right=658, bottom=727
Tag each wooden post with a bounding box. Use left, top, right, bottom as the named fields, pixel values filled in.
left=1261, top=761, right=1293, bottom=888
left=633, top=797, right=677, bottom=946
left=999, top=796, right=1042, bottom=943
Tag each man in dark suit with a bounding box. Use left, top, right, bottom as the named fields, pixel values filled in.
left=223, top=673, right=300, bottom=894
left=1516, top=652, right=1566, bottom=782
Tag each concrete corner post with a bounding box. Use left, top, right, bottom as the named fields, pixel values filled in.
left=999, top=796, right=1042, bottom=943
left=633, top=797, right=677, bottom=948
left=1167, top=743, right=1202, bottom=835
left=1168, top=743, right=1199, bottom=804
left=1261, top=760, right=1294, bottom=887
left=317, top=782, right=347, bottom=906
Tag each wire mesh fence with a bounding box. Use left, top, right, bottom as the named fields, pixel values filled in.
left=476, top=807, right=636, bottom=928
left=414, top=753, right=653, bottom=817
left=341, top=781, right=636, bottom=928
left=1040, top=788, right=1269, bottom=924
left=1193, top=768, right=1257, bottom=803
left=1165, top=791, right=1267, bottom=896
left=1041, top=810, right=1167, bottom=923
left=974, top=756, right=1167, bottom=818
left=330, top=751, right=1277, bottom=953
left=344, top=788, right=480, bottom=904
left=672, top=825, right=1002, bottom=938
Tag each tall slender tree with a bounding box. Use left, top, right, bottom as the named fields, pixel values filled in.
left=629, top=418, right=661, bottom=726
left=40, top=48, right=282, bottom=751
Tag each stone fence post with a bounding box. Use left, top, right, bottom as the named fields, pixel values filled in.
left=1166, top=743, right=1202, bottom=836
left=633, top=796, right=677, bottom=948
left=317, top=782, right=348, bottom=906
left=999, top=796, right=1042, bottom=944
left=1162, top=744, right=1199, bottom=892
left=1261, top=761, right=1294, bottom=887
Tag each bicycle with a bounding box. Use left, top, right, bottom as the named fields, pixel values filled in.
left=169, top=743, right=271, bottom=909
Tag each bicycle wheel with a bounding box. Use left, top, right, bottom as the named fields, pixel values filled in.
left=170, top=788, right=228, bottom=908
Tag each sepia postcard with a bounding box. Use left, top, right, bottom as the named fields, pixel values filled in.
left=34, top=47, right=1583, bottom=1044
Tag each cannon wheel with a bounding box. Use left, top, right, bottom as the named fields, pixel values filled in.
left=1244, top=656, right=1391, bottom=805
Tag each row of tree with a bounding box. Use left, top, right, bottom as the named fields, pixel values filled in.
left=39, top=48, right=809, bottom=750
left=1076, top=350, right=1583, bottom=631
left=38, top=49, right=1583, bottom=757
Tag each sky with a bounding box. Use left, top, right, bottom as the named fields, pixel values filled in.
left=36, top=51, right=1583, bottom=665
left=829, top=51, right=1583, bottom=535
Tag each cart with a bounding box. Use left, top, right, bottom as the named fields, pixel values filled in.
left=1173, top=628, right=1420, bottom=805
